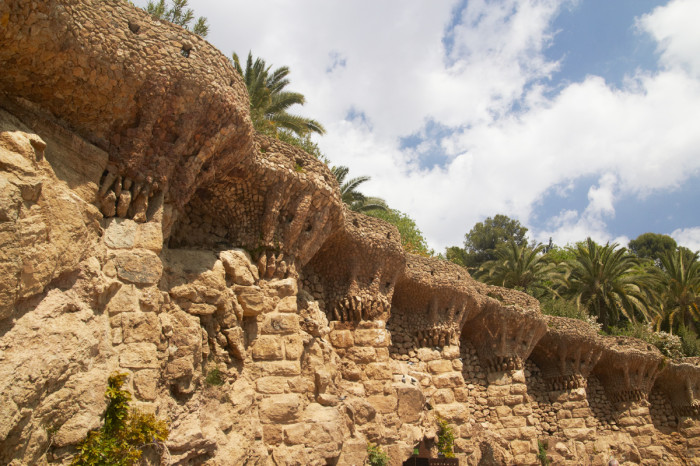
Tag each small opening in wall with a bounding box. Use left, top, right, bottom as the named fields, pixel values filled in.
left=305, top=223, right=313, bottom=232
left=352, top=219, right=359, bottom=228
left=181, top=42, right=193, bottom=58
left=386, top=232, right=391, bottom=239
left=128, top=20, right=141, bottom=33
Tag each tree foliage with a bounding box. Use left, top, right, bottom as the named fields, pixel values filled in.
left=366, top=442, right=389, bottom=466
left=448, top=214, right=529, bottom=269
left=651, top=248, right=700, bottom=333
left=561, top=238, right=654, bottom=331
left=331, top=166, right=387, bottom=213
left=365, top=208, right=432, bottom=256
left=72, top=373, right=169, bottom=466
left=146, top=0, right=209, bottom=37
left=232, top=52, right=325, bottom=138
left=436, top=416, right=455, bottom=458
left=629, top=232, right=677, bottom=262
left=476, top=242, right=563, bottom=298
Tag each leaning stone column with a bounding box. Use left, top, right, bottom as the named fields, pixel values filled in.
left=655, top=358, right=700, bottom=459
left=593, top=336, right=665, bottom=462
left=529, top=316, right=604, bottom=462
left=461, top=286, right=546, bottom=464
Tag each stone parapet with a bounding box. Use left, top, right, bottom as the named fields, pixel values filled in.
left=530, top=316, right=603, bottom=391
left=170, top=134, right=343, bottom=277
left=0, top=0, right=254, bottom=209
left=304, top=210, right=405, bottom=323
left=593, top=336, right=665, bottom=404
left=389, top=255, right=480, bottom=351
left=461, top=286, right=546, bottom=374
left=655, top=357, right=700, bottom=417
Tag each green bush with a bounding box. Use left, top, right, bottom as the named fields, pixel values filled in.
left=205, top=367, right=224, bottom=386
left=537, top=440, right=550, bottom=466
left=366, top=442, right=389, bottom=466
left=436, top=415, right=455, bottom=458
left=677, top=325, right=700, bottom=357
left=608, top=322, right=684, bottom=358
left=72, top=373, right=169, bottom=466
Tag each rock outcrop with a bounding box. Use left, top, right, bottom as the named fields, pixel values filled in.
left=2, top=1, right=700, bottom=465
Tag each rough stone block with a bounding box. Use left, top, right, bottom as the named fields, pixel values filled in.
left=435, top=403, right=468, bottom=423
left=259, top=394, right=303, bottom=424
left=165, top=356, right=194, bottom=379
left=254, top=361, right=302, bottom=377
left=329, top=330, right=354, bottom=348
left=368, top=395, right=397, bottom=414
left=432, top=389, right=455, bottom=405
left=106, top=284, right=140, bottom=315
left=133, top=369, right=158, bottom=401
left=427, top=359, right=453, bottom=374
left=251, top=336, right=285, bottom=360
left=234, top=285, right=265, bottom=316
left=397, top=386, right=424, bottom=423
left=276, top=296, right=297, bottom=313
left=256, top=377, right=288, bottom=394
left=559, top=418, right=586, bottom=429
left=115, top=250, right=162, bottom=285
left=119, top=342, right=159, bottom=369
left=283, top=335, right=304, bottom=360
left=268, top=278, right=298, bottom=298
left=104, top=218, right=135, bottom=249
left=416, top=347, right=441, bottom=362
left=134, top=221, right=163, bottom=252
left=347, top=346, right=376, bottom=364
left=122, top=312, right=161, bottom=344
left=365, top=362, right=393, bottom=380
left=433, top=372, right=464, bottom=389
left=284, top=423, right=307, bottom=445
left=220, top=249, right=258, bottom=286
left=263, top=424, right=283, bottom=445
left=261, top=313, right=299, bottom=335
left=186, top=303, right=217, bottom=316
left=354, top=329, right=390, bottom=347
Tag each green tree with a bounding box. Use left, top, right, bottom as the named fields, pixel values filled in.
left=561, top=238, right=654, bottom=331
left=476, top=242, right=563, bottom=298
left=331, top=166, right=387, bottom=213
left=628, top=232, right=677, bottom=262
left=365, top=208, right=432, bottom=256
left=72, top=373, right=169, bottom=466
left=146, top=0, right=209, bottom=37
left=450, top=214, right=529, bottom=269
left=651, top=248, right=700, bottom=333
left=232, top=52, right=325, bottom=138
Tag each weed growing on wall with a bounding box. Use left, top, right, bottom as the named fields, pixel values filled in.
left=71, top=373, right=169, bottom=466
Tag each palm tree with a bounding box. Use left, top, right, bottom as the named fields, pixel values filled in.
left=146, top=0, right=209, bottom=37
left=331, top=166, right=387, bottom=212
left=232, top=52, right=325, bottom=138
left=561, top=238, right=655, bottom=331
left=476, top=242, right=563, bottom=298
left=652, top=249, right=700, bottom=333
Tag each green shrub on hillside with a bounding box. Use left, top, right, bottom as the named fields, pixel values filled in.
left=72, top=373, right=169, bottom=466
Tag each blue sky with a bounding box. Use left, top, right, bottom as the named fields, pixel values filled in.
left=138, top=0, right=700, bottom=252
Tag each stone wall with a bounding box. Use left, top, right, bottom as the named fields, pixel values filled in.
left=3, top=1, right=700, bottom=465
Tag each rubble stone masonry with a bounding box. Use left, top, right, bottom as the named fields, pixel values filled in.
left=2, top=0, right=700, bottom=464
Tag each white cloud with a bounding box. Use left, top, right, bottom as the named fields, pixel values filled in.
left=638, top=0, right=700, bottom=78
left=144, top=0, right=700, bottom=251
left=671, top=227, right=700, bottom=252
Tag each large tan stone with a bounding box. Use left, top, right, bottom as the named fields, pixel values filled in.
left=259, top=394, right=303, bottom=424
left=115, top=250, right=163, bottom=285
left=251, top=336, right=285, bottom=361
left=397, top=385, right=424, bottom=423
left=220, top=249, right=258, bottom=286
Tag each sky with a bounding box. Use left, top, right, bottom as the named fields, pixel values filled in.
left=136, top=0, right=700, bottom=253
